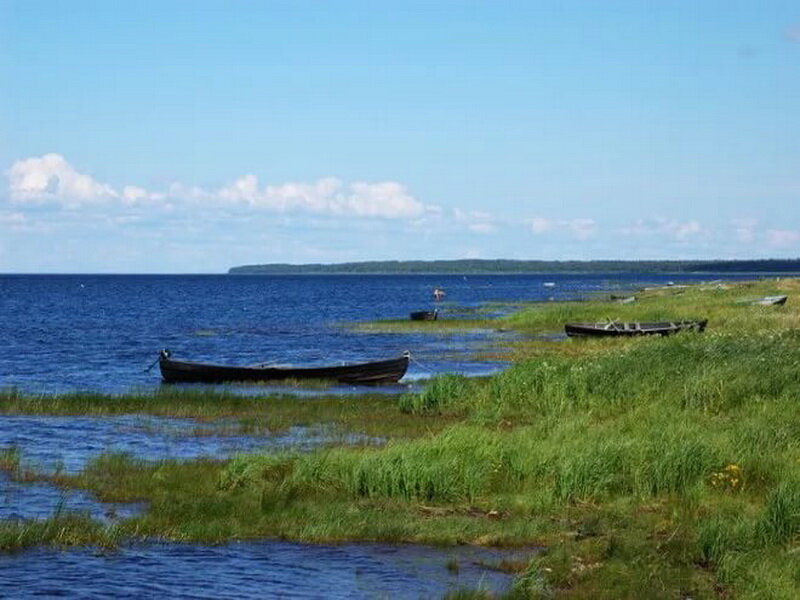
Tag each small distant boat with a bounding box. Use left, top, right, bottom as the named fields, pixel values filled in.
left=610, top=295, right=636, bottom=304
left=543, top=282, right=556, bottom=287
left=409, top=310, right=438, bottom=321
left=565, top=319, right=708, bottom=338
left=158, top=350, right=410, bottom=385
left=754, top=295, right=788, bottom=306
left=643, top=284, right=689, bottom=292
left=433, top=287, right=446, bottom=301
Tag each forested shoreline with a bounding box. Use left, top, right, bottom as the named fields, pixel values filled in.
left=229, top=258, right=800, bottom=275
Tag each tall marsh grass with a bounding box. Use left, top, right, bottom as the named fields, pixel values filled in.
left=398, top=373, right=472, bottom=415
left=291, top=426, right=515, bottom=502
left=466, top=330, right=800, bottom=420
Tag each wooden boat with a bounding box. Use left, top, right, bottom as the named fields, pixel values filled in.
left=409, top=310, right=438, bottom=321
left=754, top=295, right=787, bottom=306
left=609, top=295, right=636, bottom=304
left=565, top=319, right=707, bottom=338
left=433, top=287, right=446, bottom=301
left=158, top=350, right=410, bottom=385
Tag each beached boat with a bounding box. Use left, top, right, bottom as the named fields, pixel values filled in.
left=754, top=295, right=788, bottom=306
left=409, top=310, right=438, bottom=321
left=565, top=319, right=707, bottom=338
left=610, top=295, right=636, bottom=304
left=158, top=350, right=410, bottom=385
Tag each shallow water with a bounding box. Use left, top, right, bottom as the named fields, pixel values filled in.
left=0, top=541, right=533, bottom=599
left=0, top=414, right=355, bottom=475
left=0, top=471, right=142, bottom=523
left=0, top=414, right=378, bottom=522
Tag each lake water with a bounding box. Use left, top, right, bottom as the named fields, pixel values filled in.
left=0, top=541, right=534, bottom=599
left=0, top=415, right=372, bottom=475
left=0, top=272, right=759, bottom=395
left=0, top=272, right=764, bottom=596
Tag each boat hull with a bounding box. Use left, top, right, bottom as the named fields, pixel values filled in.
left=409, top=310, right=437, bottom=321
left=159, top=353, right=410, bottom=385
left=565, top=319, right=707, bottom=338
left=755, top=295, right=787, bottom=306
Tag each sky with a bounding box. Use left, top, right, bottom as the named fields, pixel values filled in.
left=1, top=1, right=799, bottom=273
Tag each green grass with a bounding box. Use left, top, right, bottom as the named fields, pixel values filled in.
left=0, top=388, right=455, bottom=439
left=0, top=513, right=119, bottom=552
left=398, top=373, right=472, bottom=415
left=4, top=277, right=800, bottom=598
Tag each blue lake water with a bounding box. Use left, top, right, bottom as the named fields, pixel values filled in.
left=0, top=471, right=143, bottom=524
left=0, top=272, right=761, bottom=395
left=0, top=541, right=534, bottom=599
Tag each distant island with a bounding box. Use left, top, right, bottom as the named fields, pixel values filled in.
left=229, top=259, right=800, bottom=275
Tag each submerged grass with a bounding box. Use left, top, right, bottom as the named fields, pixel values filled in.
left=0, top=513, right=119, bottom=552
left=0, top=389, right=454, bottom=439
left=5, top=277, right=800, bottom=598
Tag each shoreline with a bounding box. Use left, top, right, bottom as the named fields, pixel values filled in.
left=2, top=275, right=800, bottom=597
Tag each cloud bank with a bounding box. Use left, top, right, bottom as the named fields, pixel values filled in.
left=4, top=153, right=799, bottom=273
left=527, top=217, right=597, bottom=239
left=7, top=154, right=428, bottom=219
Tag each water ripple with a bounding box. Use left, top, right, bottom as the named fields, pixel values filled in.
left=0, top=541, right=533, bottom=599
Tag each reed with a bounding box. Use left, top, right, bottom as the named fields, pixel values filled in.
left=0, top=513, right=118, bottom=552
left=398, top=373, right=472, bottom=415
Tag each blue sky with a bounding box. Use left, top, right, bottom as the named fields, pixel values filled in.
left=1, top=1, right=799, bottom=272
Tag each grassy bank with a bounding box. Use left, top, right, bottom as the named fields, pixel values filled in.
left=3, top=277, right=800, bottom=597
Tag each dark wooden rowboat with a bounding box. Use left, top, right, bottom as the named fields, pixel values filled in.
left=409, top=310, right=438, bottom=321
left=159, top=350, right=410, bottom=385
left=565, top=319, right=707, bottom=338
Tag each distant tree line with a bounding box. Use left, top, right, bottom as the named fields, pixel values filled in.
left=228, top=258, right=800, bottom=275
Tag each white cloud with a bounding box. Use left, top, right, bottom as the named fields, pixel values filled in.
left=528, top=217, right=552, bottom=234
left=766, top=229, right=800, bottom=247
left=731, top=218, right=758, bottom=243
left=220, top=176, right=425, bottom=219
left=6, top=154, right=427, bottom=220
left=344, top=181, right=424, bottom=218
left=527, top=216, right=595, bottom=239
left=219, top=174, right=262, bottom=204
left=121, top=185, right=165, bottom=205
left=673, top=220, right=701, bottom=240
left=468, top=222, right=497, bottom=234
left=8, top=154, right=117, bottom=206
left=0, top=211, right=26, bottom=225
left=452, top=208, right=500, bottom=234
left=567, top=218, right=596, bottom=240
left=618, top=218, right=703, bottom=241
